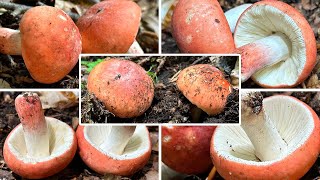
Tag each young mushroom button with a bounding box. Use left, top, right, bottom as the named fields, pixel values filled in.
left=76, top=0, right=141, bottom=53
left=210, top=92, right=320, bottom=179
left=87, top=59, right=154, bottom=118
left=235, top=1, right=317, bottom=87
left=0, top=6, right=82, bottom=84
left=3, top=93, right=77, bottom=179
left=177, top=64, right=232, bottom=115
left=171, top=0, right=235, bottom=53
left=76, top=125, right=152, bottom=176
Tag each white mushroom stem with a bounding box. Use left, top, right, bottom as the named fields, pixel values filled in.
left=99, top=126, right=136, bottom=155
left=0, top=28, right=21, bottom=55
left=224, top=4, right=252, bottom=33
left=15, top=92, right=50, bottom=158
left=238, top=32, right=291, bottom=82
left=241, top=92, right=287, bottom=161
left=127, top=40, right=144, bottom=54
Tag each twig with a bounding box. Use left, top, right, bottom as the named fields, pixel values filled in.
left=191, top=56, right=209, bottom=65
left=155, top=57, right=166, bottom=74
left=207, top=166, right=216, bottom=180
left=137, top=57, right=151, bottom=65
left=0, top=1, right=79, bottom=21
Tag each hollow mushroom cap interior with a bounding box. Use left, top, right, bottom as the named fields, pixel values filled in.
left=4, top=117, right=76, bottom=178
left=234, top=1, right=316, bottom=87
left=211, top=95, right=320, bottom=179
left=77, top=125, right=151, bottom=176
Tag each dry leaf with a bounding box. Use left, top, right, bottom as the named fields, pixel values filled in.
left=39, top=91, right=79, bottom=109
left=0, top=79, right=11, bottom=88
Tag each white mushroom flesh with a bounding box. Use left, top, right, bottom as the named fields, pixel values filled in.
left=224, top=4, right=252, bottom=33
left=235, top=4, right=306, bottom=86
left=7, top=117, right=75, bottom=163
left=84, top=125, right=150, bottom=160
left=214, top=96, right=314, bottom=165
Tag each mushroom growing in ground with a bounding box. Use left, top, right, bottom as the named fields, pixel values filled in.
left=87, top=59, right=154, bottom=118
left=211, top=92, right=320, bottom=179
left=76, top=0, right=141, bottom=53
left=235, top=1, right=317, bottom=87
left=0, top=6, right=82, bottom=84
left=171, top=0, right=235, bottom=53
left=177, top=64, right=232, bottom=115
left=3, top=93, right=77, bottom=179
left=162, top=126, right=216, bottom=174
left=76, top=125, right=151, bottom=176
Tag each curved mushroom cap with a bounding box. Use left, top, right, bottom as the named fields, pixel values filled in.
left=76, top=0, right=141, bottom=53
left=171, top=0, right=235, bottom=53
left=162, top=126, right=216, bottom=174
left=20, top=6, right=81, bottom=84
left=177, top=64, right=232, bottom=115
left=76, top=125, right=151, bottom=176
left=211, top=95, right=320, bottom=179
left=3, top=117, right=77, bottom=179
left=234, top=1, right=317, bottom=87
left=87, top=59, right=154, bottom=118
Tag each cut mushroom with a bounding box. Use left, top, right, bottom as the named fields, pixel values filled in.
left=3, top=93, right=77, bottom=179
left=76, top=0, right=141, bottom=53
left=177, top=64, right=232, bottom=115
left=211, top=92, right=320, bottom=179
left=162, top=126, right=216, bottom=174
left=0, top=6, right=82, bottom=84
left=76, top=125, right=151, bottom=176
left=87, top=59, right=154, bottom=118
left=235, top=1, right=317, bottom=87
left=171, top=0, right=235, bottom=53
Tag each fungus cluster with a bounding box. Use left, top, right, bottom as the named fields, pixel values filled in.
left=211, top=92, right=320, bottom=179
left=0, top=6, right=81, bottom=84
left=4, top=93, right=77, bottom=179
left=87, top=58, right=154, bottom=118
left=177, top=64, right=232, bottom=116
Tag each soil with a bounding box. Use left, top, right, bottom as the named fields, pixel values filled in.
left=0, top=92, right=158, bottom=179
left=162, top=0, right=320, bottom=88
left=81, top=56, right=239, bottom=124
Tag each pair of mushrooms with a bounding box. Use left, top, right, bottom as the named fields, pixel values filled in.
left=87, top=58, right=232, bottom=119
left=171, top=0, right=317, bottom=87
left=4, top=93, right=151, bottom=179
left=0, top=0, right=142, bottom=84
left=162, top=92, right=320, bottom=179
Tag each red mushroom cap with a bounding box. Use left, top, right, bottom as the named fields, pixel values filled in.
left=87, top=59, right=154, bottom=118
left=76, top=0, right=141, bottom=53
left=76, top=125, right=151, bottom=176
left=20, top=6, right=81, bottom=84
left=162, top=126, right=216, bottom=174
left=177, top=64, right=232, bottom=115
left=172, top=0, right=235, bottom=53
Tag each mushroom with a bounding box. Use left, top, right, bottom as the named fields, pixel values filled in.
left=87, top=59, right=154, bottom=118
left=3, top=92, right=77, bottom=179
left=0, top=6, right=82, bottom=84
left=171, top=0, right=235, bottom=53
left=76, top=0, right=141, bottom=53
left=76, top=125, right=151, bottom=176
left=210, top=92, right=320, bottom=179
left=224, top=4, right=252, bottom=33
left=176, top=64, right=232, bottom=115
left=162, top=126, right=216, bottom=174
left=234, top=1, right=317, bottom=87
